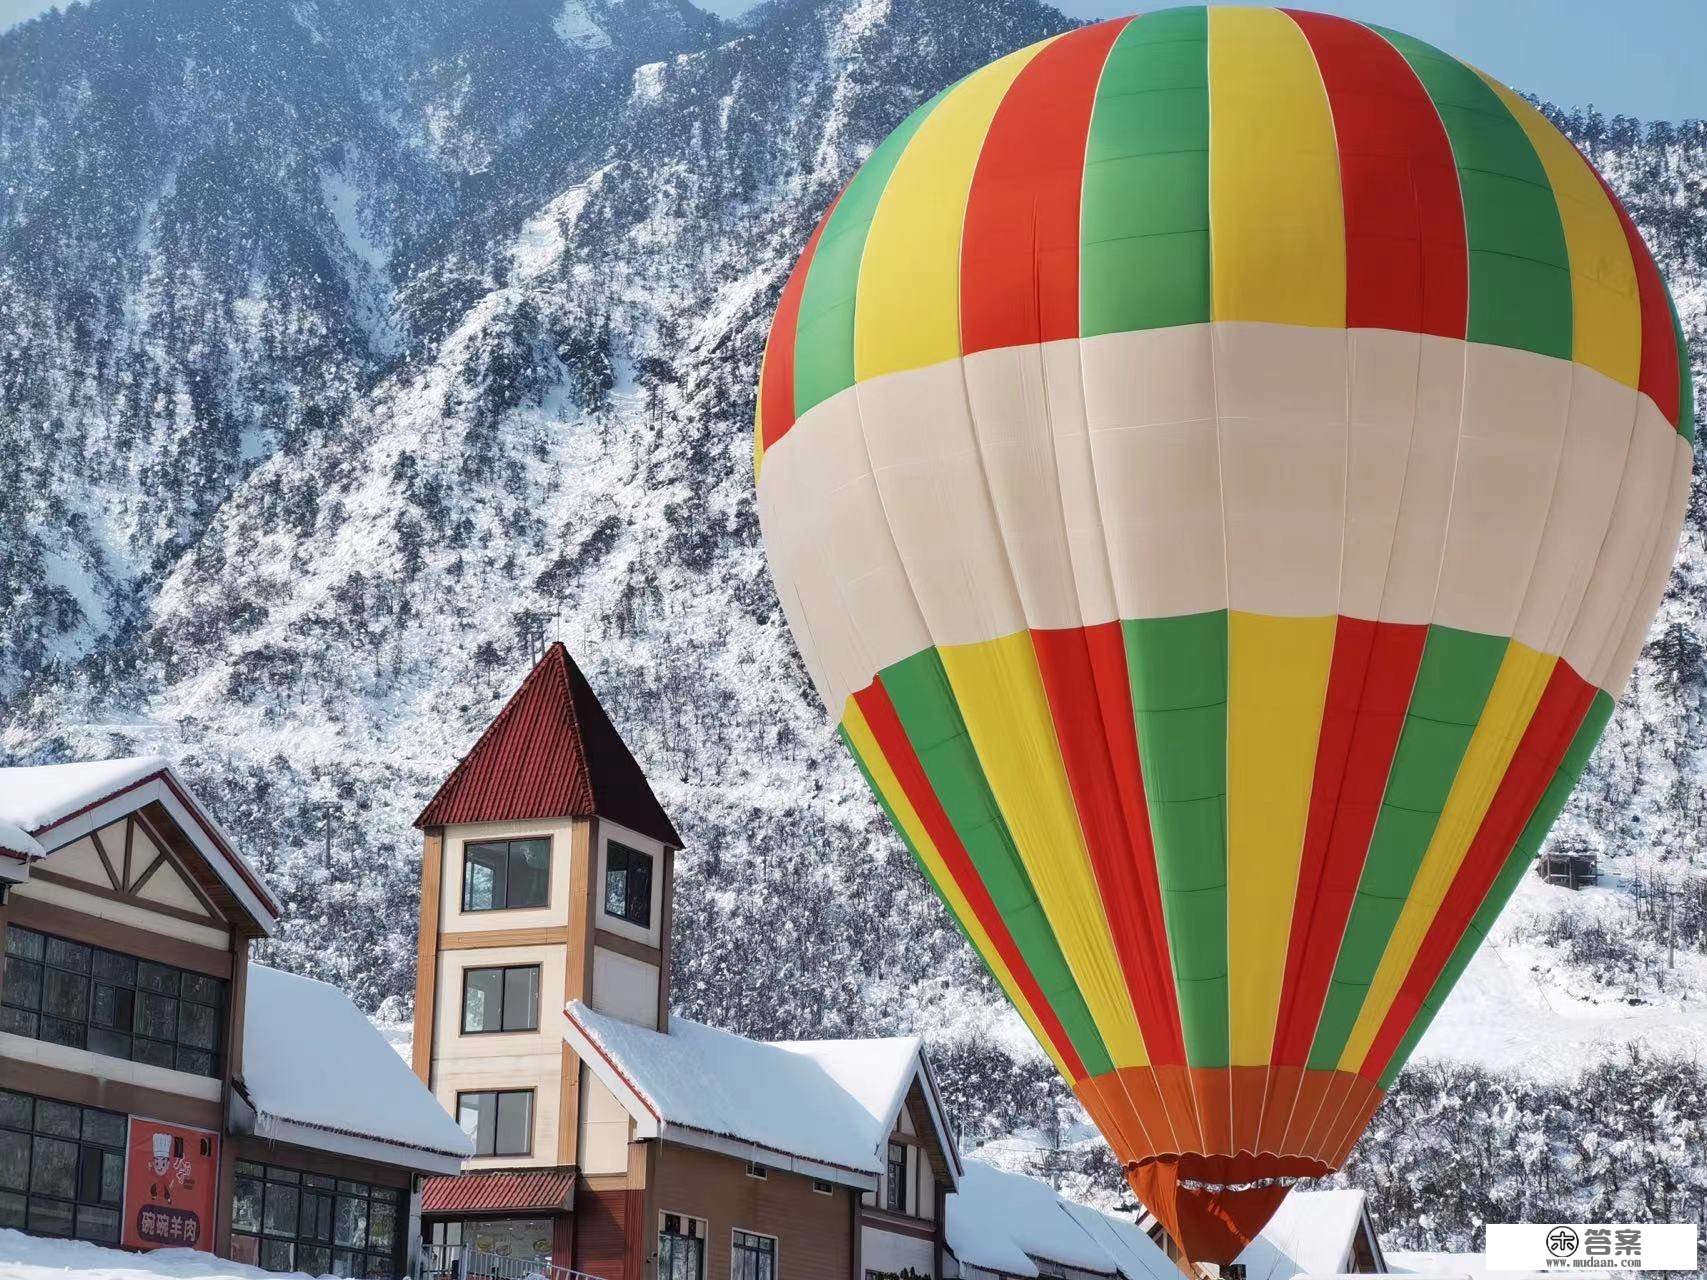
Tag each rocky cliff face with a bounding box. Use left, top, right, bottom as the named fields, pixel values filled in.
left=4, top=0, right=1707, bottom=1228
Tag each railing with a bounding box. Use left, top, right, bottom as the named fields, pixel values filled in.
left=418, top=1242, right=606, bottom=1280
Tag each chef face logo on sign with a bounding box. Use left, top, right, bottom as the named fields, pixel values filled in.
left=122, top=1119, right=220, bottom=1253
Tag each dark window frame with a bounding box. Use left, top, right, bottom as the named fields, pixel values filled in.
left=0, top=1088, right=127, bottom=1247
left=885, top=1141, right=906, bottom=1214
left=660, top=1212, right=706, bottom=1280
left=602, top=840, right=654, bottom=929
left=229, top=1160, right=405, bottom=1278
left=458, top=965, right=542, bottom=1035
left=460, top=837, right=552, bottom=913
left=455, top=1089, right=535, bottom=1158
left=1, top=925, right=226, bottom=1079
left=732, top=1228, right=777, bottom=1280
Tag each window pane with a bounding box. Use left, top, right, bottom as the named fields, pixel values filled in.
left=305, top=1191, right=334, bottom=1242
left=502, top=968, right=539, bottom=1032
left=0, top=1092, right=29, bottom=1130
left=509, top=840, right=550, bottom=908
left=92, top=985, right=131, bottom=1030
left=100, top=1151, right=124, bottom=1205
left=34, top=1102, right=79, bottom=1138
left=2, top=959, right=42, bottom=1010
left=91, top=950, right=136, bottom=986
left=263, top=1183, right=299, bottom=1236
left=0, top=1190, right=23, bottom=1229
left=230, top=1234, right=260, bottom=1265
left=29, top=1137, right=76, bottom=1198
left=44, top=937, right=90, bottom=973
left=181, top=972, right=224, bottom=1007
left=458, top=1094, right=495, bottom=1158
left=0, top=1131, right=27, bottom=1191
left=494, top=1092, right=531, bottom=1156
left=604, top=849, right=627, bottom=919
left=75, top=1204, right=120, bottom=1245
left=136, top=992, right=178, bottom=1042
left=305, top=1174, right=336, bottom=1191
left=267, top=1166, right=301, bottom=1184
left=300, top=1246, right=332, bottom=1276
left=628, top=849, right=653, bottom=927
left=261, top=1237, right=295, bottom=1272
left=463, top=844, right=507, bottom=911
left=43, top=969, right=89, bottom=1022
left=462, top=969, right=503, bottom=1033
left=179, top=1001, right=219, bottom=1051
left=27, top=1195, right=74, bottom=1237
left=0, top=1008, right=35, bottom=1039
left=4, top=929, right=43, bottom=961
left=335, top=1195, right=368, bottom=1248
left=334, top=1250, right=362, bottom=1277
left=176, top=1047, right=215, bottom=1077
left=368, top=1199, right=396, bottom=1251
left=132, top=1037, right=174, bottom=1069
left=233, top=1178, right=264, bottom=1233
left=136, top=962, right=178, bottom=995
left=78, top=1146, right=104, bottom=1203
left=39, top=1015, right=86, bottom=1051
left=82, top=1107, right=127, bottom=1150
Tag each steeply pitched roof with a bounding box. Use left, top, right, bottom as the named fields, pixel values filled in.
left=241, top=965, right=472, bottom=1171
left=415, top=642, right=681, bottom=846
left=1235, top=1188, right=1384, bottom=1279
left=564, top=1001, right=936, bottom=1189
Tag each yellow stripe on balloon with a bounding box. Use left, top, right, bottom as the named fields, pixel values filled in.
left=1476, top=72, right=1640, bottom=388
left=1337, top=640, right=1557, bottom=1070
left=841, top=695, right=1075, bottom=1082
left=752, top=347, right=768, bottom=481
left=1208, top=6, right=1345, bottom=327
left=937, top=631, right=1149, bottom=1069
left=852, top=39, right=1052, bottom=381
left=1226, top=611, right=1337, bottom=1065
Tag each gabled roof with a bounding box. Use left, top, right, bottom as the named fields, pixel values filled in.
left=564, top=1001, right=945, bottom=1190
left=0, top=756, right=280, bottom=929
left=945, top=1159, right=1176, bottom=1280
left=1234, top=1188, right=1385, bottom=1279
left=239, top=965, right=473, bottom=1173
left=415, top=642, right=681, bottom=846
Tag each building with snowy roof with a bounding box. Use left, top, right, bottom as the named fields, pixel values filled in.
left=0, top=755, right=469, bottom=1277
left=406, top=643, right=1395, bottom=1280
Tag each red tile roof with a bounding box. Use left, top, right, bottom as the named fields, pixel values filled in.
left=421, top=1170, right=576, bottom=1214
left=415, top=643, right=681, bottom=846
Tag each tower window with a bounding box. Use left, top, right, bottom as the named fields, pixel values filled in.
left=461, top=838, right=550, bottom=912
left=603, top=842, right=654, bottom=929
left=456, top=1089, right=533, bottom=1158
left=460, top=965, right=541, bottom=1034
left=885, top=1141, right=906, bottom=1213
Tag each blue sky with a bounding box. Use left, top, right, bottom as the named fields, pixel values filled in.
left=2, top=0, right=1703, bottom=120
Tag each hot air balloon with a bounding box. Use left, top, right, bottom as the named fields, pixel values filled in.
left=753, top=5, right=1693, bottom=1265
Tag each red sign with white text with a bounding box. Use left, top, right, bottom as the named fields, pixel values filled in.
left=121, top=1118, right=220, bottom=1252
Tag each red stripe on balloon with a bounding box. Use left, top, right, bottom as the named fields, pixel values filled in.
left=1034, top=624, right=1189, bottom=1066
left=1592, top=169, right=1682, bottom=427
left=1270, top=618, right=1428, bottom=1067
left=960, top=17, right=1131, bottom=354
left=852, top=678, right=1089, bottom=1080
left=1356, top=662, right=1595, bottom=1082
left=1286, top=10, right=1468, bottom=337
left=759, top=196, right=839, bottom=451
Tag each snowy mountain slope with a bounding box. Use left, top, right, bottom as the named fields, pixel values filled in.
left=4, top=0, right=1707, bottom=1231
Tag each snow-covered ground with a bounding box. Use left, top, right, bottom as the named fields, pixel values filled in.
left=0, top=1231, right=317, bottom=1280
left=1412, top=871, right=1707, bottom=1081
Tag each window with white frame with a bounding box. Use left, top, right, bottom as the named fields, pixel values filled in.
left=659, top=1212, right=705, bottom=1280
left=732, top=1229, right=776, bottom=1280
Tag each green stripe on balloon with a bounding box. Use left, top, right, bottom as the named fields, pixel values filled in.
left=1374, top=691, right=1614, bottom=1089
left=1124, top=609, right=1229, bottom=1068
left=1667, top=284, right=1696, bottom=445
left=790, top=89, right=946, bottom=419
left=1373, top=26, right=1571, bottom=361
left=879, top=648, right=1115, bottom=1076
left=1079, top=5, right=1211, bottom=338
left=1306, top=626, right=1508, bottom=1071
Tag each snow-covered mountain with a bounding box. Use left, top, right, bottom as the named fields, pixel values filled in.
left=4, top=0, right=1707, bottom=1245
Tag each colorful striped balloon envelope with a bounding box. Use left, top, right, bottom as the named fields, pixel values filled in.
left=753, top=6, right=1693, bottom=1263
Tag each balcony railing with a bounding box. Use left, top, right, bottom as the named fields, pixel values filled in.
left=419, top=1243, right=606, bottom=1280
